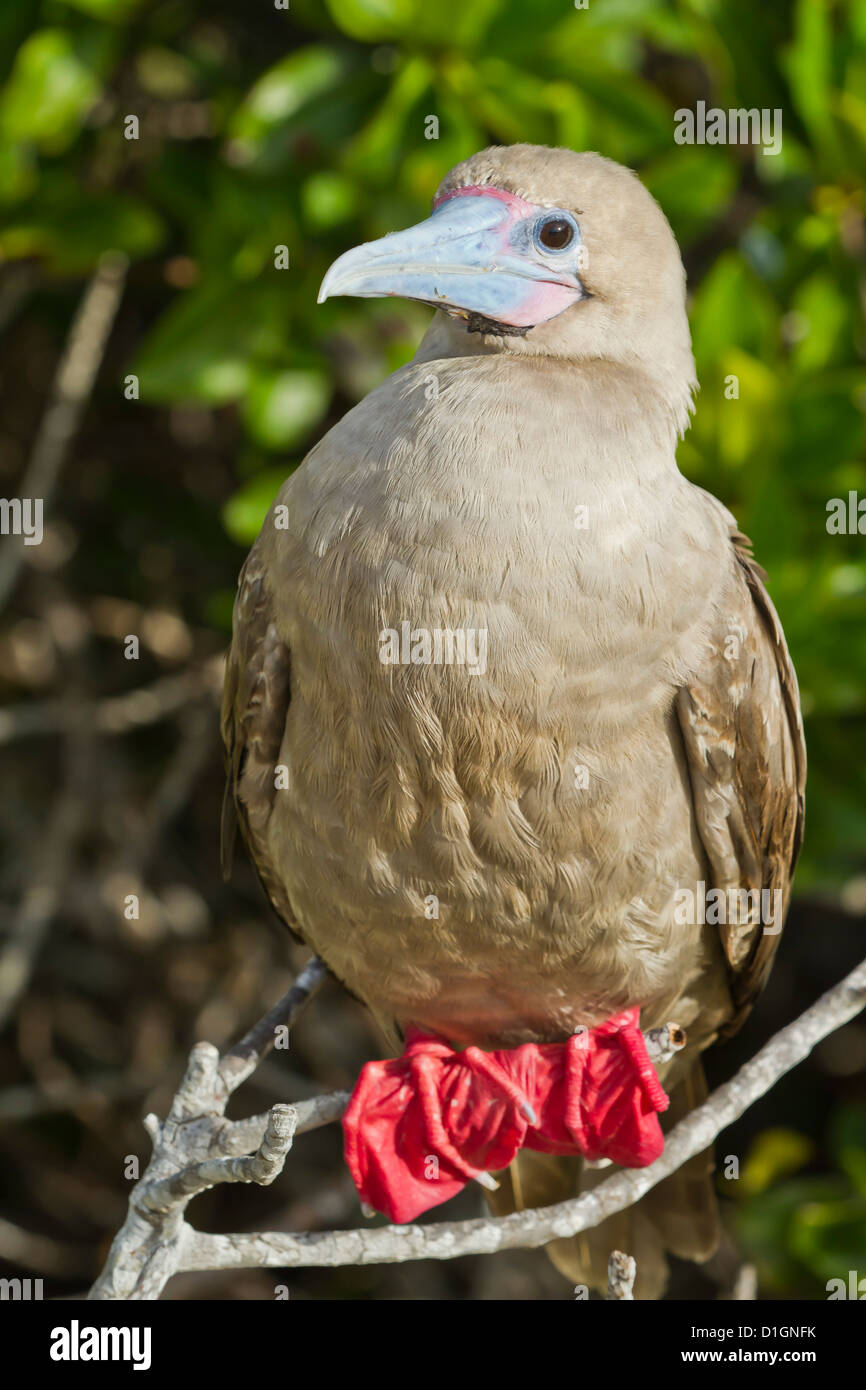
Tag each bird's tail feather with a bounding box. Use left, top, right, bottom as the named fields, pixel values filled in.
left=487, top=1062, right=718, bottom=1299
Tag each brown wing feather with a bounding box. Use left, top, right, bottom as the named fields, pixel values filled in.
left=676, top=528, right=806, bottom=1038
left=220, top=544, right=300, bottom=935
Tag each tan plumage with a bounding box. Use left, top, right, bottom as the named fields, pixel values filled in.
left=221, top=146, right=805, bottom=1297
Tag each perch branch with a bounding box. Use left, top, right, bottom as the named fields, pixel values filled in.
left=217, top=955, right=329, bottom=1096
left=177, top=957, right=866, bottom=1272
left=141, top=1103, right=298, bottom=1213
left=88, top=958, right=328, bottom=1300
left=90, top=955, right=866, bottom=1297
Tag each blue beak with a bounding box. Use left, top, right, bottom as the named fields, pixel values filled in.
left=317, top=191, right=584, bottom=330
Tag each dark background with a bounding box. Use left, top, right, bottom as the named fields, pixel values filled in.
left=0, top=0, right=864, bottom=1299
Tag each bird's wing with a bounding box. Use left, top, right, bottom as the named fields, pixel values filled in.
left=676, top=525, right=806, bottom=1038
left=221, top=542, right=299, bottom=935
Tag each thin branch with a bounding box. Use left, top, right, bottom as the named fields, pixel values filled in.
left=0, top=263, right=38, bottom=336
left=606, top=1250, right=636, bottom=1300
left=0, top=1072, right=149, bottom=1122
left=90, top=955, right=866, bottom=1298
left=0, top=658, right=223, bottom=746
left=225, top=1091, right=352, bottom=1155
left=728, top=1264, right=758, bottom=1301
left=88, top=960, right=329, bottom=1300
left=0, top=250, right=127, bottom=611
left=0, top=729, right=89, bottom=1029
left=174, top=956, right=866, bottom=1275
left=0, top=1215, right=92, bottom=1280
left=209, top=1018, right=684, bottom=1157
left=217, top=956, right=329, bottom=1097
left=141, top=1104, right=297, bottom=1213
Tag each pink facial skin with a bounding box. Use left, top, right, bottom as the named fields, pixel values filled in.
left=432, top=185, right=584, bottom=328
left=319, top=183, right=586, bottom=329
left=501, top=278, right=584, bottom=328
left=432, top=183, right=537, bottom=212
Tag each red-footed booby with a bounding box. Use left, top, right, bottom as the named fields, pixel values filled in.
left=222, top=145, right=805, bottom=1297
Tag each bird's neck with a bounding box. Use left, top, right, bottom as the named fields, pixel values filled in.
left=413, top=312, right=695, bottom=445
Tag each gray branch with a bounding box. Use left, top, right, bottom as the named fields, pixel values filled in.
left=0, top=250, right=127, bottom=611
left=88, top=960, right=327, bottom=1300
left=0, top=657, right=223, bottom=746
left=606, top=1250, right=636, bottom=1300
left=141, top=1103, right=297, bottom=1213
left=89, top=954, right=866, bottom=1298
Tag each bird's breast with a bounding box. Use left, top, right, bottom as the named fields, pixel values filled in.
left=258, top=355, right=732, bottom=1045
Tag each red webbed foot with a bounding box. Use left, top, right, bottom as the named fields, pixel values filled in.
left=518, top=1009, right=670, bottom=1166
left=342, top=1010, right=676, bottom=1223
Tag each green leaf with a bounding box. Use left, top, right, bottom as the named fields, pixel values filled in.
left=0, top=140, right=35, bottom=204
left=226, top=46, right=369, bottom=173
left=343, top=56, right=432, bottom=183
left=702, top=349, right=781, bottom=471
left=789, top=1195, right=866, bottom=1284
left=829, top=1106, right=866, bottom=1197
left=0, top=188, right=163, bottom=271
left=302, top=172, right=359, bottom=230
left=242, top=368, right=331, bottom=450
left=783, top=0, right=841, bottom=163
left=790, top=273, right=851, bottom=373
left=737, top=1177, right=847, bottom=1293
left=132, top=282, right=287, bottom=406
left=644, top=149, right=738, bottom=245
left=222, top=467, right=294, bottom=545
left=56, top=0, right=142, bottom=17
left=739, top=1128, right=815, bottom=1197
left=0, top=28, right=109, bottom=150
left=231, top=47, right=347, bottom=141
left=135, top=47, right=197, bottom=100
left=690, top=252, right=778, bottom=366
left=325, top=0, right=414, bottom=42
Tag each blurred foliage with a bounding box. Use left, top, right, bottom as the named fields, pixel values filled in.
left=1, top=1, right=863, bottom=875
left=729, top=1105, right=866, bottom=1295
left=3, top=8, right=861, bottom=856
left=0, top=0, right=865, bottom=1299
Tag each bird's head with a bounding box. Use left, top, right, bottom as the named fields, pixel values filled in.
left=318, top=145, right=695, bottom=426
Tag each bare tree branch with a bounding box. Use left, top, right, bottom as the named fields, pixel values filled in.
left=88, top=958, right=329, bottom=1300
left=606, top=1250, right=636, bottom=1300
left=729, top=1263, right=758, bottom=1301
left=0, top=250, right=128, bottom=611
left=90, top=955, right=866, bottom=1298
left=0, top=657, right=223, bottom=746
left=0, top=727, right=91, bottom=1029
left=217, top=956, right=330, bottom=1096
left=141, top=1102, right=298, bottom=1213
left=0, top=1215, right=92, bottom=1280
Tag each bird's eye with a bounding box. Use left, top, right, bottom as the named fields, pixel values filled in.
left=537, top=217, right=575, bottom=251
